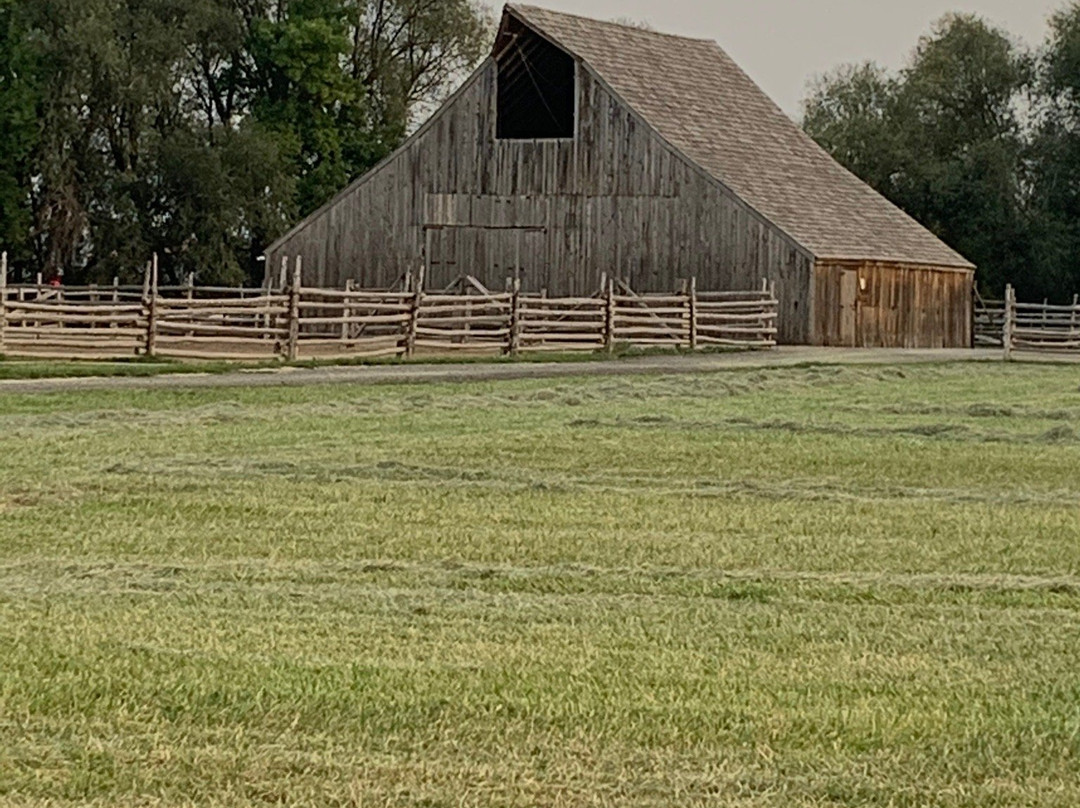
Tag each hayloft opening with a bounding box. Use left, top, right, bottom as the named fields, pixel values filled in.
left=496, top=24, right=576, bottom=140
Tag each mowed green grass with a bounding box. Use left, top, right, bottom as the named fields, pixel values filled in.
left=1, top=363, right=1079, bottom=807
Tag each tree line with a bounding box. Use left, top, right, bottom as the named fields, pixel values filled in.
left=803, top=4, right=1080, bottom=301
left=0, top=0, right=488, bottom=285
left=3, top=3, right=1079, bottom=299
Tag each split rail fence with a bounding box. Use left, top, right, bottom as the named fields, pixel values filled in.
left=0, top=255, right=778, bottom=362
left=977, top=285, right=1080, bottom=357
left=999, top=285, right=1080, bottom=359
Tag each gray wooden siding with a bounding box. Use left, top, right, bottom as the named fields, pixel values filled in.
left=813, top=260, right=974, bottom=349
left=267, top=59, right=815, bottom=343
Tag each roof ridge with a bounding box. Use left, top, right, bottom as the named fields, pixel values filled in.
left=507, top=3, right=715, bottom=45
left=506, top=2, right=972, bottom=269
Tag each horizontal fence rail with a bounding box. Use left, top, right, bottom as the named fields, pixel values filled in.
left=152, top=295, right=289, bottom=361
left=695, top=290, right=780, bottom=349
left=0, top=253, right=779, bottom=362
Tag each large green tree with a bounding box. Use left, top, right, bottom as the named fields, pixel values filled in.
left=0, top=0, right=488, bottom=284
left=804, top=15, right=1034, bottom=298
left=896, top=15, right=1032, bottom=297
left=0, top=0, right=39, bottom=275
left=1030, top=1, right=1080, bottom=300
left=802, top=62, right=901, bottom=196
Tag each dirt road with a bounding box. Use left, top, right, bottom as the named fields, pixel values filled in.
left=0, top=347, right=1019, bottom=396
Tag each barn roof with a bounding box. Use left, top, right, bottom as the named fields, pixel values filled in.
left=507, top=4, right=974, bottom=270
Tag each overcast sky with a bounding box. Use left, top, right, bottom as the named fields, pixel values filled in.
left=486, top=0, right=1064, bottom=116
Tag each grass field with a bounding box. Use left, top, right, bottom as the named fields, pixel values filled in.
left=1, top=362, right=1079, bottom=806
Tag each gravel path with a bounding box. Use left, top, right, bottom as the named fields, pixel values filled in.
left=0, top=347, right=1015, bottom=396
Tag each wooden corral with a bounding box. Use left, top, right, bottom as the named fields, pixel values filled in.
left=266, top=4, right=975, bottom=348
left=0, top=262, right=778, bottom=361
left=1000, top=287, right=1080, bottom=358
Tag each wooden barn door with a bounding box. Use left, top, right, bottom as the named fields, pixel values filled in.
left=839, top=269, right=859, bottom=347
left=424, top=226, right=546, bottom=291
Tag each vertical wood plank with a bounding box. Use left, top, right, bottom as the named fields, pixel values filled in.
left=145, top=254, right=159, bottom=358
left=604, top=275, right=615, bottom=353
left=508, top=276, right=521, bottom=356
left=0, top=252, right=7, bottom=356
left=342, top=279, right=354, bottom=346
left=1003, top=284, right=1014, bottom=361
left=287, top=256, right=302, bottom=362
left=688, top=276, right=698, bottom=351
left=406, top=264, right=425, bottom=357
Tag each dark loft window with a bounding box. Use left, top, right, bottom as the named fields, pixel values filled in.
left=496, top=26, right=576, bottom=140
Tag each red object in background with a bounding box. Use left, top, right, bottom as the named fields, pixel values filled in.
left=48, top=276, right=62, bottom=288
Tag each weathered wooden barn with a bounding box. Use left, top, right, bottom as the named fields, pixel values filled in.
left=266, top=4, right=975, bottom=347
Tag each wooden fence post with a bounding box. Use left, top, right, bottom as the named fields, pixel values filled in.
left=342, top=279, right=354, bottom=347
left=286, top=256, right=301, bottom=361
left=1071, top=294, right=1079, bottom=337
left=768, top=280, right=777, bottom=347
left=0, top=252, right=8, bottom=356
left=405, top=264, right=425, bottom=358
left=259, top=274, right=272, bottom=340
left=106, top=277, right=118, bottom=332
left=463, top=285, right=472, bottom=346
left=144, top=254, right=159, bottom=358
left=688, top=276, right=698, bottom=351
left=183, top=272, right=197, bottom=338
left=1003, top=284, right=1014, bottom=361
left=507, top=277, right=521, bottom=357
left=32, top=272, right=42, bottom=329
left=604, top=275, right=615, bottom=353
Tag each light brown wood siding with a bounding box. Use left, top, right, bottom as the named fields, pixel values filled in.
left=266, top=60, right=815, bottom=344
left=812, top=260, right=974, bottom=348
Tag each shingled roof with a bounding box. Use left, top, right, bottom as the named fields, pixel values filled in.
left=507, top=4, right=973, bottom=270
